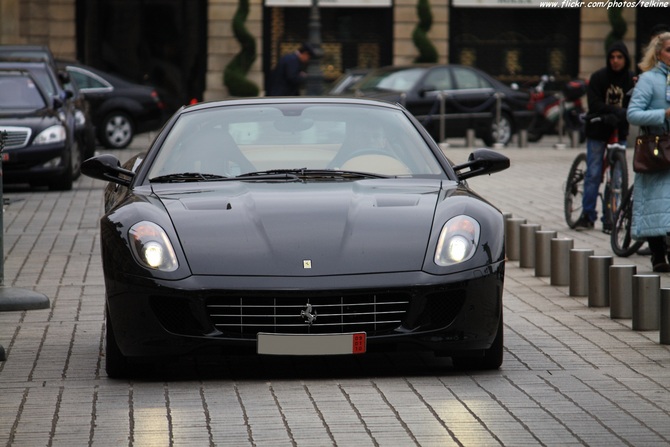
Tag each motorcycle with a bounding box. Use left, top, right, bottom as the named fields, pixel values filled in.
left=526, top=75, right=587, bottom=144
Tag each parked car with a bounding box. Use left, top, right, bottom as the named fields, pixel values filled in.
left=82, top=96, right=509, bottom=377
left=327, top=68, right=370, bottom=95
left=348, top=64, right=534, bottom=147
left=0, top=47, right=96, bottom=159
left=57, top=60, right=168, bottom=149
left=0, top=69, right=80, bottom=190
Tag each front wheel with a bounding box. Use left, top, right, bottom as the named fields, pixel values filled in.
left=452, top=312, right=503, bottom=370
left=482, top=112, right=513, bottom=147
left=99, top=111, right=134, bottom=149
left=611, top=185, right=643, bottom=257
left=564, top=152, right=587, bottom=228
left=604, top=149, right=628, bottom=228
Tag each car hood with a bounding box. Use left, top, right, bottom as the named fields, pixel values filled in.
left=154, top=179, right=442, bottom=276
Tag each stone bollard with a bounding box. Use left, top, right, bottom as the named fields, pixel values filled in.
left=535, top=230, right=557, bottom=277
left=587, top=256, right=612, bottom=307
left=518, top=129, right=528, bottom=148
left=550, top=238, right=573, bottom=286
left=466, top=129, right=476, bottom=147
left=633, top=274, right=660, bottom=331
left=569, top=249, right=593, bottom=297
left=505, top=217, right=527, bottom=261
left=610, top=265, right=636, bottom=319
left=661, top=289, right=670, bottom=344
left=519, top=223, right=541, bottom=268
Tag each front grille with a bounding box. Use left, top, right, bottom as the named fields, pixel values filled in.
left=206, top=292, right=410, bottom=336
left=0, top=127, right=31, bottom=149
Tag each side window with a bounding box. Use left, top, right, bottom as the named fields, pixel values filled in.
left=422, top=68, right=452, bottom=91
left=452, top=67, right=492, bottom=90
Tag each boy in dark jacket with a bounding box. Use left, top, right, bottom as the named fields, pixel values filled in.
left=575, top=41, right=635, bottom=232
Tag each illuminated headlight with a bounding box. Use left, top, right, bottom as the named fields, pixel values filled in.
left=34, top=125, right=67, bottom=145
left=434, top=215, right=480, bottom=266
left=129, top=221, right=178, bottom=272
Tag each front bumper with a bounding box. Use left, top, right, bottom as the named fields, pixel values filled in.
left=105, top=263, right=504, bottom=359
left=1, top=142, right=70, bottom=184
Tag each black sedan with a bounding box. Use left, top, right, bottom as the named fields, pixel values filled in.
left=57, top=60, right=168, bottom=149
left=82, top=97, right=509, bottom=378
left=349, top=64, right=534, bottom=147
left=0, top=69, right=80, bottom=190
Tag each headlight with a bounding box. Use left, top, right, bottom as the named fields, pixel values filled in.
left=34, top=125, right=67, bottom=145
left=434, top=215, right=480, bottom=266
left=129, top=221, right=178, bottom=272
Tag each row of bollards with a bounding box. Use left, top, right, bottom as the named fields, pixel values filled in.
left=505, top=215, right=670, bottom=345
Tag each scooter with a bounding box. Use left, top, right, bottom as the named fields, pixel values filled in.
left=526, top=75, right=587, bottom=143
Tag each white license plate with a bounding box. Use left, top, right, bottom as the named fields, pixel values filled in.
left=257, top=332, right=366, bottom=355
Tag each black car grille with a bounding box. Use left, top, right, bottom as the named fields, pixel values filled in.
left=206, top=292, right=410, bottom=336
left=0, top=127, right=31, bottom=149
left=150, top=287, right=468, bottom=339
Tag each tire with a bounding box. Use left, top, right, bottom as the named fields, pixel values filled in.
left=482, top=112, right=513, bottom=147
left=611, top=185, right=644, bottom=257
left=99, top=111, right=134, bottom=149
left=604, top=149, right=628, bottom=227
left=48, top=139, right=78, bottom=191
left=564, top=152, right=587, bottom=228
left=453, top=311, right=504, bottom=370
left=104, top=308, right=152, bottom=378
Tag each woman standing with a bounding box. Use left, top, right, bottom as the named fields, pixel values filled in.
left=627, top=32, right=670, bottom=272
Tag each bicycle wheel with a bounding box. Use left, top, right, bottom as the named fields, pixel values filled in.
left=564, top=152, right=587, bottom=228
left=605, top=149, right=628, bottom=228
left=611, top=185, right=643, bottom=257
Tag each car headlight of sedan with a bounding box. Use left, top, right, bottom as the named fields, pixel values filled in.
left=129, top=221, right=178, bottom=272
left=434, top=215, right=480, bottom=266
left=34, top=125, right=67, bottom=145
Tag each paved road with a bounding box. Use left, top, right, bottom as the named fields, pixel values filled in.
left=1, top=133, right=669, bottom=446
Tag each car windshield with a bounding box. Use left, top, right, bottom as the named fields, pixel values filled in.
left=0, top=75, right=46, bottom=109
left=355, top=68, right=426, bottom=93
left=147, top=103, right=444, bottom=180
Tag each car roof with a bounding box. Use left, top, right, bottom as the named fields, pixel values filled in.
left=0, top=45, right=56, bottom=66
left=181, top=96, right=405, bottom=112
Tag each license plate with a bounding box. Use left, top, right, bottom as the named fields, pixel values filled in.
left=257, top=332, right=366, bottom=355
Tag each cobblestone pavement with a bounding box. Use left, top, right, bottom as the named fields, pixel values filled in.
left=1, top=133, right=669, bottom=446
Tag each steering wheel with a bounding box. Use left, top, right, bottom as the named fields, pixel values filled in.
left=328, top=148, right=395, bottom=170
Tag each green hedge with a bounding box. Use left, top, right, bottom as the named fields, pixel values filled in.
left=223, top=0, right=259, bottom=97
left=413, top=0, right=437, bottom=63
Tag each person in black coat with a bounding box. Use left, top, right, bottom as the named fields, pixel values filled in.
left=267, top=43, right=315, bottom=96
left=574, top=41, right=635, bottom=232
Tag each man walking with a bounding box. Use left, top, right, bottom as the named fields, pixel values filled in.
left=267, top=43, right=315, bottom=96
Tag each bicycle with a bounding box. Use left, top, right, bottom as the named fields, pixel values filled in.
left=564, top=133, right=628, bottom=232
left=610, top=184, right=644, bottom=257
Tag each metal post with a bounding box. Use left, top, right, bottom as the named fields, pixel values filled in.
left=661, top=289, right=670, bottom=344
left=493, top=93, right=503, bottom=148
left=587, top=255, right=612, bottom=307
left=519, top=223, right=541, bottom=268
left=633, top=274, right=660, bottom=331
left=466, top=129, right=475, bottom=148
left=550, top=238, right=573, bottom=286
left=569, top=249, right=593, bottom=297
left=535, top=230, right=557, bottom=277
left=438, top=92, right=445, bottom=143
left=305, top=0, right=323, bottom=96
left=610, top=265, right=636, bottom=319
left=505, top=217, right=526, bottom=261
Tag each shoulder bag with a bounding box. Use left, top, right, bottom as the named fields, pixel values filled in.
left=633, top=124, right=670, bottom=173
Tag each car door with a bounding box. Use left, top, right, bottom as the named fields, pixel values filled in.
left=449, top=66, right=497, bottom=136
left=404, top=66, right=457, bottom=142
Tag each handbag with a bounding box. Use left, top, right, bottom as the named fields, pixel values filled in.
left=633, top=126, right=670, bottom=173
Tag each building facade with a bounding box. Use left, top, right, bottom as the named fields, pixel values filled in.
left=0, top=0, right=663, bottom=108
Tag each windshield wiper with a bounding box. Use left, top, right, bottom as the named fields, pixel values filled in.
left=149, top=172, right=228, bottom=183
left=239, top=169, right=388, bottom=180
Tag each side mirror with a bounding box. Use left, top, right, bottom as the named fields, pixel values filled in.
left=82, top=154, right=135, bottom=187
left=452, top=148, right=510, bottom=181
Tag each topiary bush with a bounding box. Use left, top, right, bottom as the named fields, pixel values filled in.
left=605, top=7, right=627, bottom=52
left=413, top=0, right=438, bottom=63
left=224, top=0, right=259, bottom=97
